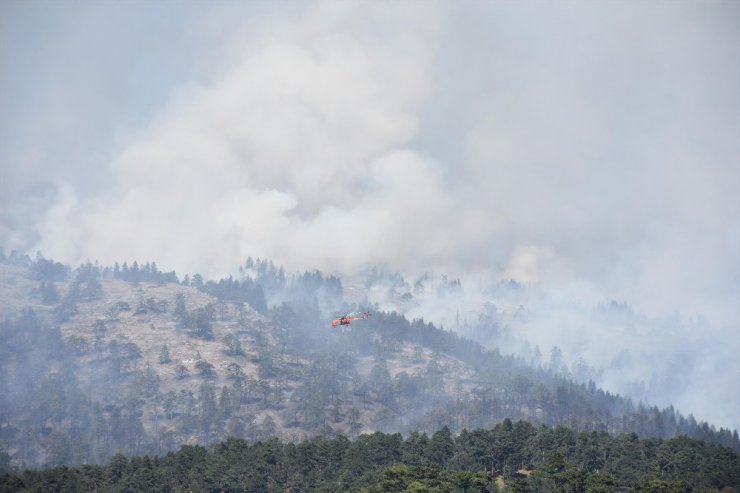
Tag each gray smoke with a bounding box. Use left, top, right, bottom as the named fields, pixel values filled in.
left=1, top=1, right=738, bottom=429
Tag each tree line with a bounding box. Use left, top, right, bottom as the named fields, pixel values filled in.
left=1, top=420, right=738, bottom=492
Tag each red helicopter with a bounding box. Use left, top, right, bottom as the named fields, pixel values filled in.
left=331, top=311, right=370, bottom=328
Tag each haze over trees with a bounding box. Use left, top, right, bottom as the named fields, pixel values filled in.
left=0, top=251, right=737, bottom=476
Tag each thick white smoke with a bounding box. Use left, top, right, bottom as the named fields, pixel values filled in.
left=31, top=2, right=458, bottom=276
left=2, top=1, right=738, bottom=429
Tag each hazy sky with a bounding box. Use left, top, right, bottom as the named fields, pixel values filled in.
left=2, top=1, right=739, bottom=428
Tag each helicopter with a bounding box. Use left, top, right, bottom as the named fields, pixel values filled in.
left=331, top=311, right=370, bottom=328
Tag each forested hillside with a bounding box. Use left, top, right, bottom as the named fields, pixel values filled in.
left=2, top=421, right=738, bottom=492
left=0, top=251, right=738, bottom=471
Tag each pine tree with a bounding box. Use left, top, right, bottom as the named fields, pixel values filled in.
left=158, top=344, right=171, bottom=364
left=173, top=293, right=188, bottom=327
left=40, top=282, right=60, bottom=304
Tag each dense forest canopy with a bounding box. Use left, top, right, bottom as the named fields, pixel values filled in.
left=2, top=422, right=739, bottom=492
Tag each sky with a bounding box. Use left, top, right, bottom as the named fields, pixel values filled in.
left=1, top=1, right=739, bottom=429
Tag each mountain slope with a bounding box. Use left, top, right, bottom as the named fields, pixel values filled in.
left=0, top=254, right=737, bottom=468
